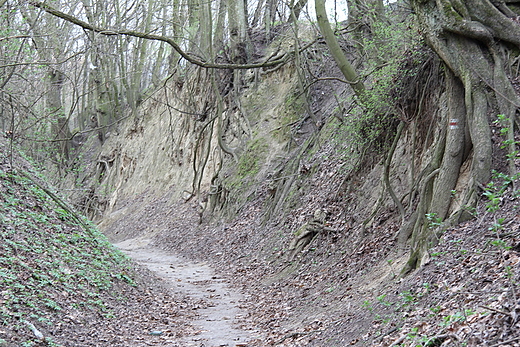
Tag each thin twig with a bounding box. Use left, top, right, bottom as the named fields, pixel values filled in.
left=479, top=305, right=512, bottom=317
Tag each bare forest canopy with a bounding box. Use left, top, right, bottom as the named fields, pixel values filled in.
left=2, top=0, right=520, bottom=277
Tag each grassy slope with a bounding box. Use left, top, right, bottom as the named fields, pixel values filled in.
left=1, top=169, right=129, bottom=344
left=0, top=142, right=192, bottom=347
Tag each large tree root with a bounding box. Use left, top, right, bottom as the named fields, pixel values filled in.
left=401, top=0, right=520, bottom=272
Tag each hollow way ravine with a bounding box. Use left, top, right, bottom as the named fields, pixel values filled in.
left=114, top=237, right=253, bottom=347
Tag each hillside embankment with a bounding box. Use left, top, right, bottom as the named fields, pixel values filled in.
left=0, top=139, right=212, bottom=346
left=96, top=132, right=520, bottom=346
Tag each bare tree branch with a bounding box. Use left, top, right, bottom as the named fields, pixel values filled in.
left=0, top=51, right=85, bottom=69
left=0, top=35, right=33, bottom=41
left=29, top=1, right=290, bottom=70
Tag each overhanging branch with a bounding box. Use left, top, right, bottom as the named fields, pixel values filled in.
left=29, top=1, right=290, bottom=70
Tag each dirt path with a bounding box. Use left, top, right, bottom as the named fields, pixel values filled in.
left=114, top=236, right=253, bottom=347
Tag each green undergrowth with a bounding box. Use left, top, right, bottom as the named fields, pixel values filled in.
left=0, top=164, right=135, bottom=346
left=273, top=93, right=305, bottom=141
left=226, top=137, right=269, bottom=192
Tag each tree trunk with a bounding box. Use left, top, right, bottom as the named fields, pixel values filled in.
left=48, top=68, right=71, bottom=163
left=227, top=0, right=249, bottom=63
left=19, top=4, right=72, bottom=165
left=290, top=0, right=308, bottom=20
left=315, top=0, right=365, bottom=97
left=347, top=0, right=384, bottom=40
left=429, top=69, right=466, bottom=222
left=403, top=0, right=520, bottom=271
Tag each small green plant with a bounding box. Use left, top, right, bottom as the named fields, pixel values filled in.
left=362, top=300, right=373, bottom=312
left=43, top=338, right=59, bottom=347
left=490, top=239, right=511, bottom=250
left=43, top=299, right=61, bottom=311
left=399, top=290, right=416, bottom=306
left=487, top=215, right=513, bottom=251
left=404, top=327, right=432, bottom=345
left=463, top=204, right=478, bottom=217
left=440, top=309, right=475, bottom=327
left=422, top=282, right=431, bottom=293
left=495, top=114, right=519, bottom=161
left=429, top=305, right=441, bottom=315
left=482, top=171, right=519, bottom=212
left=488, top=217, right=505, bottom=233
left=483, top=184, right=501, bottom=213
left=377, top=294, right=393, bottom=307
left=425, top=213, right=442, bottom=229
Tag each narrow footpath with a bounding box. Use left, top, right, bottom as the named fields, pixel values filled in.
left=115, top=237, right=253, bottom=347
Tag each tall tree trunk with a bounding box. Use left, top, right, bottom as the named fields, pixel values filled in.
left=129, top=0, right=155, bottom=111
left=347, top=0, right=384, bottom=35
left=315, top=0, right=365, bottom=97
left=168, top=0, right=183, bottom=75
left=347, top=0, right=385, bottom=58
left=213, top=0, right=227, bottom=52
left=19, top=3, right=73, bottom=165
left=48, top=68, right=71, bottom=164
left=289, top=0, right=308, bottom=20
left=264, top=0, right=277, bottom=40
left=227, top=0, right=249, bottom=63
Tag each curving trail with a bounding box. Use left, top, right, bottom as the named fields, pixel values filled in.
left=115, top=237, right=252, bottom=347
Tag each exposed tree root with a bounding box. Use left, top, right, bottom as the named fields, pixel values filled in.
left=286, top=209, right=327, bottom=261
left=383, top=121, right=405, bottom=225
left=401, top=0, right=520, bottom=272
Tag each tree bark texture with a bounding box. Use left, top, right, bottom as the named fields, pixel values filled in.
left=404, top=0, right=520, bottom=270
